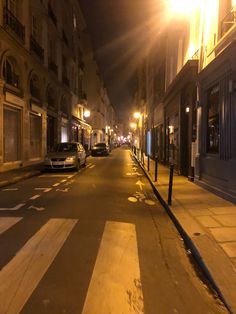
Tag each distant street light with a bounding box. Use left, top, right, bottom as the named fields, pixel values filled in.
left=84, top=110, right=91, bottom=118
left=130, top=122, right=137, bottom=129
left=133, top=112, right=141, bottom=119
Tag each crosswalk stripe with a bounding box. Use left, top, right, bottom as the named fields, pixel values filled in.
left=0, top=218, right=78, bottom=314
left=0, top=217, right=22, bottom=235
left=82, top=221, right=144, bottom=314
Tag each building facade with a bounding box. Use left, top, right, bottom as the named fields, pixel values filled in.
left=0, top=0, right=115, bottom=173
left=134, top=0, right=236, bottom=201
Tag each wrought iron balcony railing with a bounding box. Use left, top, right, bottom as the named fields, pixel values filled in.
left=220, top=6, right=236, bottom=38
left=48, top=59, right=58, bottom=76
left=30, top=35, right=44, bottom=61
left=3, top=7, right=25, bottom=42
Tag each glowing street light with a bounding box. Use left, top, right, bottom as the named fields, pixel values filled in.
left=83, top=110, right=91, bottom=118
left=167, top=0, right=201, bottom=16
left=130, top=122, right=137, bottom=129
left=133, top=112, right=141, bottom=119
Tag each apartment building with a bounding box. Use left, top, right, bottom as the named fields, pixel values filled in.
left=136, top=0, right=236, bottom=201
left=0, top=0, right=98, bottom=172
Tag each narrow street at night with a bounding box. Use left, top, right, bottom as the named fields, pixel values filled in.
left=0, top=147, right=227, bottom=314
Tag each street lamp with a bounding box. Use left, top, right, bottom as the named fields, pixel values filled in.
left=130, top=122, right=137, bottom=129
left=84, top=110, right=91, bottom=118
left=133, top=112, right=141, bottom=119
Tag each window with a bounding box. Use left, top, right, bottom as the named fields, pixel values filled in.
left=3, top=58, right=19, bottom=88
left=207, top=85, right=220, bottom=153
left=4, top=105, right=21, bottom=162
left=30, top=113, right=42, bottom=159
left=6, top=0, right=17, bottom=15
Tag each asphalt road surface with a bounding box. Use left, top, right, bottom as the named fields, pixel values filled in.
left=0, top=147, right=228, bottom=314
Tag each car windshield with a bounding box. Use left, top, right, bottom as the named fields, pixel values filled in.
left=53, top=143, right=77, bottom=152
left=94, top=143, right=106, bottom=147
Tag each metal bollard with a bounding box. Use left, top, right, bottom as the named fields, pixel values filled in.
left=155, top=156, right=158, bottom=182
left=147, top=155, right=150, bottom=171
left=168, top=164, right=174, bottom=205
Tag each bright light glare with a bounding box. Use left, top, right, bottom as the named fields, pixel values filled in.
left=133, top=112, right=141, bottom=119
left=167, top=0, right=200, bottom=15
left=130, top=123, right=137, bottom=129
left=84, top=110, right=90, bottom=118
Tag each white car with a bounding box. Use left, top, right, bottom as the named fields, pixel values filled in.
left=44, top=142, right=86, bottom=171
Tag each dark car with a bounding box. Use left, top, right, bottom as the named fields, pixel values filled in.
left=44, top=142, right=86, bottom=170
left=91, top=143, right=110, bottom=156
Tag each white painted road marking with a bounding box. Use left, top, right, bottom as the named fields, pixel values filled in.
left=0, top=217, right=22, bottom=235
left=30, top=194, right=41, bottom=200
left=0, top=218, right=77, bottom=314
left=2, top=188, right=19, bottom=191
left=28, top=206, right=45, bottom=211
left=82, top=221, right=144, bottom=314
left=0, top=203, right=25, bottom=211
left=56, top=188, right=69, bottom=193
left=53, top=183, right=60, bottom=187
left=89, top=165, right=96, bottom=169
left=35, top=188, right=52, bottom=193
left=136, top=180, right=145, bottom=191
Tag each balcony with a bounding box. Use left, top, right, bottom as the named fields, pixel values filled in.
left=48, top=3, right=57, bottom=26
left=30, top=35, right=44, bottom=62
left=62, top=75, right=70, bottom=87
left=220, top=6, right=236, bottom=39
left=48, top=59, right=58, bottom=76
left=3, top=7, right=25, bottom=42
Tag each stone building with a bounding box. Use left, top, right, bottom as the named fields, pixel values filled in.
left=135, top=0, right=236, bottom=201
left=0, top=0, right=112, bottom=172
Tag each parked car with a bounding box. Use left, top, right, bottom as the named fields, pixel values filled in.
left=91, top=142, right=110, bottom=156
left=44, top=142, right=86, bottom=170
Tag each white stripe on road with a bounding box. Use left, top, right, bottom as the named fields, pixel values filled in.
left=2, top=188, right=19, bottom=191
left=0, top=203, right=25, bottom=211
left=82, top=221, right=144, bottom=314
left=0, top=218, right=77, bottom=314
left=30, top=194, right=41, bottom=200
left=53, top=183, right=60, bottom=187
left=88, top=165, right=95, bottom=169
left=35, top=188, right=52, bottom=193
left=0, top=217, right=22, bottom=235
left=60, top=179, right=67, bottom=183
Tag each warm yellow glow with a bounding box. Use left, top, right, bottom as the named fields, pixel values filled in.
left=130, top=122, right=137, bottom=129
left=84, top=110, right=91, bottom=118
left=133, top=112, right=141, bottom=119
left=167, top=0, right=201, bottom=16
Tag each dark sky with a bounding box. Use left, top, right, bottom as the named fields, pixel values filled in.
left=79, top=0, right=161, bottom=119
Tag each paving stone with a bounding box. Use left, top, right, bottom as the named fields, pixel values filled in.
left=214, top=215, right=236, bottom=227
left=188, top=208, right=213, bottom=216
left=220, top=242, right=236, bottom=258
left=196, top=216, right=221, bottom=228
left=210, top=206, right=236, bottom=215
left=210, top=227, right=236, bottom=242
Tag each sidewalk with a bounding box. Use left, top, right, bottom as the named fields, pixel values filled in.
left=0, top=163, right=42, bottom=188
left=134, top=153, right=236, bottom=313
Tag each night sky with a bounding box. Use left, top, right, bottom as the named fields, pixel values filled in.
left=79, top=0, right=162, bottom=119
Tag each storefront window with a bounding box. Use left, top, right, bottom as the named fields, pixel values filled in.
left=30, top=113, right=42, bottom=158
left=4, top=105, right=21, bottom=162
left=207, top=85, right=220, bottom=153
